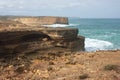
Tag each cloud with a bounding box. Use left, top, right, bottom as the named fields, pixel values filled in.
left=0, top=0, right=120, bottom=18
left=0, top=0, right=87, bottom=10
left=0, top=0, right=119, bottom=10
left=0, top=0, right=24, bottom=9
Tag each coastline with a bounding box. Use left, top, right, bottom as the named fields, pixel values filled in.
left=0, top=16, right=120, bottom=80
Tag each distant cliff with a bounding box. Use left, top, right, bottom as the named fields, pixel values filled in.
left=0, top=16, right=68, bottom=27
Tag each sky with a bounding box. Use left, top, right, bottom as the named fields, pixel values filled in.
left=0, top=0, right=120, bottom=18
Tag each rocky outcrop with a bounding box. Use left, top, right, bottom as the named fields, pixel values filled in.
left=0, top=16, right=85, bottom=55
left=0, top=27, right=85, bottom=54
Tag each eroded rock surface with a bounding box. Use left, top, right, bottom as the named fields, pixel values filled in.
left=0, top=16, right=85, bottom=55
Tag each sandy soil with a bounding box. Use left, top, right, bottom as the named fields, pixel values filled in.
left=0, top=50, right=120, bottom=80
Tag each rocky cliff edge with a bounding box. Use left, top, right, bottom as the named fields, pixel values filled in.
left=0, top=16, right=85, bottom=55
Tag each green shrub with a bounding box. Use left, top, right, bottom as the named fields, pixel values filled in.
left=79, top=74, right=89, bottom=79
left=104, top=64, right=118, bottom=71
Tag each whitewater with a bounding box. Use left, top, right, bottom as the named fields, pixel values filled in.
left=43, top=18, right=120, bottom=52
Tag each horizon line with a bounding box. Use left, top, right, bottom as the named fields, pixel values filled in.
left=0, top=15, right=120, bottom=19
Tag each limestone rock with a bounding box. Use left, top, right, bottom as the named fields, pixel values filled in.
left=0, top=16, right=85, bottom=55
left=6, top=16, right=68, bottom=27
left=42, top=28, right=78, bottom=40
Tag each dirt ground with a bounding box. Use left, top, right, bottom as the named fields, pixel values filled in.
left=0, top=50, right=120, bottom=80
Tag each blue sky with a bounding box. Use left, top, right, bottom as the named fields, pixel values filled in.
left=0, top=0, right=120, bottom=18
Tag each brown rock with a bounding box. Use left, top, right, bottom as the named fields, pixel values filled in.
left=0, top=16, right=85, bottom=55
left=9, top=16, right=69, bottom=26
left=42, top=27, right=78, bottom=40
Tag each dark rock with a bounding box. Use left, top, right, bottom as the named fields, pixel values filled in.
left=0, top=16, right=85, bottom=56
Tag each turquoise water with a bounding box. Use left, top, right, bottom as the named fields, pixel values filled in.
left=44, top=18, right=120, bottom=51
left=68, top=18, right=120, bottom=51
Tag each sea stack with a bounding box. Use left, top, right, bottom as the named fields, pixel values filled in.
left=0, top=16, right=85, bottom=55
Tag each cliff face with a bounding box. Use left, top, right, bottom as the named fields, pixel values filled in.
left=0, top=16, right=84, bottom=55
left=0, top=28, right=85, bottom=54
left=9, top=16, right=69, bottom=27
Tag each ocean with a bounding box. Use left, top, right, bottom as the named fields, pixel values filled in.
left=44, top=18, right=120, bottom=52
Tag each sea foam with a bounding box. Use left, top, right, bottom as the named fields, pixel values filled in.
left=42, top=24, right=78, bottom=27
left=85, top=38, right=113, bottom=52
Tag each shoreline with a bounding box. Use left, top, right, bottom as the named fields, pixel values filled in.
left=0, top=16, right=120, bottom=80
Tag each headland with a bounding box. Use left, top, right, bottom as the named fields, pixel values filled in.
left=0, top=16, right=120, bottom=80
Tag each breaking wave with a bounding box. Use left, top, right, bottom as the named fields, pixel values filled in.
left=42, top=24, right=78, bottom=27
left=85, top=38, right=113, bottom=52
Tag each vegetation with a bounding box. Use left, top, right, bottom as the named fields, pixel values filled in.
left=79, top=74, right=89, bottom=79
left=104, top=64, right=119, bottom=71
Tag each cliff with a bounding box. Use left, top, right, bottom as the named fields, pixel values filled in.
left=0, top=16, right=84, bottom=55
left=0, top=16, right=120, bottom=80
left=0, top=16, right=69, bottom=27
left=0, top=27, right=84, bottom=54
